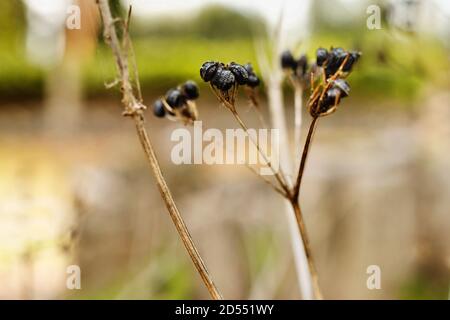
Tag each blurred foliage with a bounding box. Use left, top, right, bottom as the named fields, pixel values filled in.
left=0, top=0, right=44, bottom=100
left=0, top=1, right=448, bottom=105
left=399, top=274, right=449, bottom=299
left=83, top=37, right=258, bottom=96
left=131, top=5, right=266, bottom=39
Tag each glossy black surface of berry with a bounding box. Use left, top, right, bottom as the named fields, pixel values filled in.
left=325, top=48, right=348, bottom=77
left=316, top=48, right=328, bottom=67
left=200, top=61, right=220, bottom=82
left=212, top=69, right=235, bottom=91
left=182, top=81, right=199, bottom=100
left=247, top=75, right=260, bottom=88
left=319, top=88, right=341, bottom=113
left=342, top=51, right=361, bottom=72
left=333, top=79, right=350, bottom=97
left=229, top=62, right=249, bottom=85
left=281, top=50, right=297, bottom=70
left=243, top=63, right=254, bottom=74
left=166, top=89, right=186, bottom=108
left=153, top=99, right=166, bottom=118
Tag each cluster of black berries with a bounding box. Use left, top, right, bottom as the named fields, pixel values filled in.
left=200, top=61, right=260, bottom=92
left=307, top=47, right=361, bottom=117
left=280, top=50, right=309, bottom=84
left=153, top=80, right=199, bottom=124
left=316, top=47, right=360, bottom=79
left=314, top=78, right=350, bottom=116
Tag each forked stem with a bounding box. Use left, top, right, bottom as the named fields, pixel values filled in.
left=97, top=0, right=222, bottom=300
left=231, top=110, right=291, bottom=196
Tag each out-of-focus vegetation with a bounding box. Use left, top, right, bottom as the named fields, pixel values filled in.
left=0, top=2, right=448, bottom=103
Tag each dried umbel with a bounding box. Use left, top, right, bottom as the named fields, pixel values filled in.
left=308, top=47, right=360, bottom=117
left=200, top=61, right=260, bottom=109
left=281, top=49, right=309, bottom=88
left=153, top=80, right=200, bottom=124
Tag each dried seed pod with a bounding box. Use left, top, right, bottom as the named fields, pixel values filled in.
left=316, top=48, right=328, bottom=67
left=333, top=79, right=350, bottom=97
left=153, top=99, right=166, bottom=118
left=200, top=61, right=220, bottom=82
left=182, top=80, right=199, bottom=100
left=342, top=51, right=361, bottom=72
left=228, top=62, right=249, bottom=85
left=247, top=74, right=260, bottom=88
left=166, top=89, right=186, bottom=109
left=243, top=63, right=254, bottom=74
left=281, top=50, right=297, bottom=70
left=325, top=48, right=347, bottom=78
left=319, top=88, right=341, bottom=113
left=212, top=69, right=235, bottom=91
left=296, top=54, right=308, bottom=77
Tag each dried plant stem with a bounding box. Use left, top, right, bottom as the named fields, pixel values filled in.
left=97, top=0, right=222, bottom=300
left=294, top=84, right=303, bottom=162
left=293, top=116, right=319, bottom=201
left=290, top=200, right=322, bottom=299
left=231, top=110, right=290, bottom=195
left=256, top=40, right=316, bottom=299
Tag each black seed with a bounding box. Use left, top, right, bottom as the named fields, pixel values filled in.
left=200, top=61, right=220, bottom=82
left=281, top=50, right=297, bottom=70
left=296, top=54, right=308, bottom=76
left=212, top=69, right=235, bottom=91
left=333, top=79, right=350, bottom=97
left=325, top=48, right=348, bottom=77
left=342, top=51, right=360, bottom=72
left=229, top=62, right=249, bottom=85
left=319, top=88, right=341, bottom=113
left=182, top=80, right=199, bottom=100
left=153, top=99, right=166, bottom=118
left=166, top=89, right=186, bottom=108
left=316, top=48, right=328, bottom=67
left=243, top=63, right=254, bottom=74
left=247, top=75, right=260, bottom=88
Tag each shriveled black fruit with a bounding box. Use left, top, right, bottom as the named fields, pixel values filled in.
left=229, top=62, right=249, bottom=85
left=247, top=75, right=260, bottom=88
left=212, top=69, right=235, bottom=91
left=200, top=61, right=220, bottom=82
left=166, top=89, right=186, bottom=108
left=333, top=79, right=350, bottom=97
left=325, top=47, right=347, bottom=77
left=296, top=54, right=308, bottom=76
left=319, top=88, right=341, bottom=113
left=243, top=63, right=254, bottom=74
left=342, top=51, right=360, bottom=72
left=182, top=80, right=199, bottom=100
left=316, top=48, right=328, bottom=67
left=153, top=99, right=166, bottom=118
left=281, top=50, right=297, bottom=70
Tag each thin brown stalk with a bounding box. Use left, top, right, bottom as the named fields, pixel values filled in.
left=230, top=110, right=291, bottom=196
left=97, top=0, right=222, bottom=300
left=293, top=116, right=319, bottom=203
left=290, top=200, right=323, bottom=299
left=209, top=85, right=290, bottom=194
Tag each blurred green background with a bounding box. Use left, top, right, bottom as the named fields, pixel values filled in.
left=0, top=0, right=449, bottom=300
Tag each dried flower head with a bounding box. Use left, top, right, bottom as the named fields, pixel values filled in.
left=152, top=80, right=200, bottom=124
left=280, top=50, right=310, bottom=88
left=307, top=47, right=361, bottom=117
left=200, top=61, right=260, bottom=110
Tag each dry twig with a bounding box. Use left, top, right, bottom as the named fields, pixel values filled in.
left=96, top=0, right=222, bottom=300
